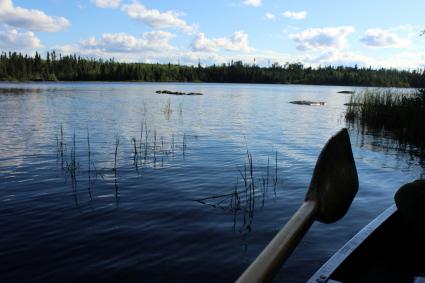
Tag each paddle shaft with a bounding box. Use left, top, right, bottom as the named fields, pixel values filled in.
left=236, top=201, right=318, bottom=283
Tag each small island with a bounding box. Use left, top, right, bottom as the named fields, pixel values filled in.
left=338, top=91, right=355, bottom=94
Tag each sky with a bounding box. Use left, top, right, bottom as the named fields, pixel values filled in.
left=0, top=0, right=424, bottom=69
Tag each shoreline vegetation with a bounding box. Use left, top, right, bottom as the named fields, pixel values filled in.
left=345, top=88, right=425, bottom=153
left=1, top=51, right=425, bottom=87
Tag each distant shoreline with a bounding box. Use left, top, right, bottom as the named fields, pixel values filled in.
left=0, top=80, right=421, bottom=89
left=1, top=51, right=424, bottom=88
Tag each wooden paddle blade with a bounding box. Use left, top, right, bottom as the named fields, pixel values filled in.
left=305, top=128, right=358, bottom=224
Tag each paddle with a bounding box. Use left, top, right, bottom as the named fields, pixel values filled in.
left=236, top=128, right=358, bottom=283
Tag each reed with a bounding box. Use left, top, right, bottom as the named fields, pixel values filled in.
left=113, top=135, right=120, bottom=174
left=66, top=131, right=78, bottom=191
left=182, top=133, right=187, bottom=157
left=230, top=178, right=241, bottom=211
left=55, top=131, right=59, bottom=166
left=59, top=125, right=66, bottom=169
left=144, top=124, right=149, bottom=162
left=163, top=99, right=173, bottom=119
left=153, top=129, right=157, bottom=165
left=196, top=149, right=283, bottom=233
left=273, top=151, right=278, bottom=195
left=178, top=102, right=183, bottom=115
left=131, top=137, right=139, bottom=171
left=54, top=121, right=194, bottom=204
left=345, top=88, right=425, bottom=150
left=87, top=130, right=93, bottom=200
left=139, top=120, right=144, bottom=160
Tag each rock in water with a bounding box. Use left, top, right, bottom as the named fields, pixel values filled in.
left=156, top=90, right=203, bottom=96
left=289, top=100, right=326, bottom=106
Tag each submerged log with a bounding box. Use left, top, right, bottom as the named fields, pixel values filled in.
left=289, top=100, right=326, bottom=106
left=156, top=90, right=203, bottom=95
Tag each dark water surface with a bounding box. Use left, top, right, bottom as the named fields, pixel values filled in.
left=0, top=82, right=423, bottom=282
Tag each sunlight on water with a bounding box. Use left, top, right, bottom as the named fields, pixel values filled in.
left=0, top=82, right=423, bottom=282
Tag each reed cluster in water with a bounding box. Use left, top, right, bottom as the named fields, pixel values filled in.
left=345, top=88, right=425, bottom=151
left=55, top=120, right=189, bottom=205
left=196, top=149, right=279, bottom=233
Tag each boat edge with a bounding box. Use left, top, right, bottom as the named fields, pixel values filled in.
left=306, top=205, right=397, bottom=283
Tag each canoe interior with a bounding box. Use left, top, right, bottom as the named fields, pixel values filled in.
left=328, top=209, right=425, bottom=283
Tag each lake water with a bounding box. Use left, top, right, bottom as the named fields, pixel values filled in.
left=0, top=82, right=423, bottom=282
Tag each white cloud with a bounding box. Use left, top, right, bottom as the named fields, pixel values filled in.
left=191, top=31, right=251, bottom=52
left=243, top=0, right=262, bottom=7
left=265, top=13, right=276, bottom=21
left=80, top=31, right=176, bottom=52
left=389, top=24, right=422, bottom=39
left=359, top=28, right=411, bottom=48
left=58, top=30, right=254, bottom=65
left=0, top=27, right=42, bottom=49
left=58, top=31, right=179, bottom=63
left=92, top=0, right=121, bottom=8
left=388, top=51, right=425, bottom=69
left=298, top=49, right=425, bottom=70
left=290, top=26, right=355, bottom=51
left=282, top=11, right=307, bottom=20
left=57, top=34, right=425, bottom=70
left=0, top=0, right=70, bottom=32
left=121, top=1, right=195, bottom=33
left=302, top=50, right=374, bottom=67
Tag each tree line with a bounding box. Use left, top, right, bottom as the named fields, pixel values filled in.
left=1, top=51, right=424, bottom=87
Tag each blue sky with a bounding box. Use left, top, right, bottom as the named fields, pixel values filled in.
left=0, top=0, right=424, bottom=69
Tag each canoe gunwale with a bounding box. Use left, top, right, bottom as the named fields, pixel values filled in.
left=306, top=205, right=397, bottom=283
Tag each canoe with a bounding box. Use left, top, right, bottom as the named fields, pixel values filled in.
left=307, top=205, right=425, bottom=283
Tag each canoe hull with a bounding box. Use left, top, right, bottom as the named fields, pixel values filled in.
left=308, top=205, right=425, bottom=283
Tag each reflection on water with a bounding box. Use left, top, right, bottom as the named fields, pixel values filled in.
left=0, top=82, right=424, bottom=282
left=348, top=120, right=425, bottom=176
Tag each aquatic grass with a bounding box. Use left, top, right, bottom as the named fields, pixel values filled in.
left=113, top=135, right=120, bottom=204
left=131, top=137, right=139, bottom=171
left=144, top=124, right=149, bottom=162
left=55, top=131, right=59, bottom=167
left=58, top=125, right=66, bottom=169
left=178, top=102, right=184, bottom=115
left=346, top=88, right=425, bottom=151
left=87, top=130, right=93, bottom=200
left=230, top=178, right=241, bottom=211
left=272, top=151, right=278, bottom=196
left=182, top=133, right=187, bottom=157
left=163, top=99, right=173, bottom=119
left=113, top=135, right=120, bottom=174
left=153, top=129, right=157, bottom=165
left=54, top=121, right=192, bottom=205
left=142, top=101, right=148, bottom=114
left=139, top=120, right=144, bottom=162
left=196, top=148, right=282, bottom=233
left=64, top=131, right=79, bottom=198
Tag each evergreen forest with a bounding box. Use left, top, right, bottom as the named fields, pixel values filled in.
left=1, top=51, right=424, bottom=87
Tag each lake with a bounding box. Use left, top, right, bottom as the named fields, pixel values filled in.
left=0, top=82, right=423, bottom=282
